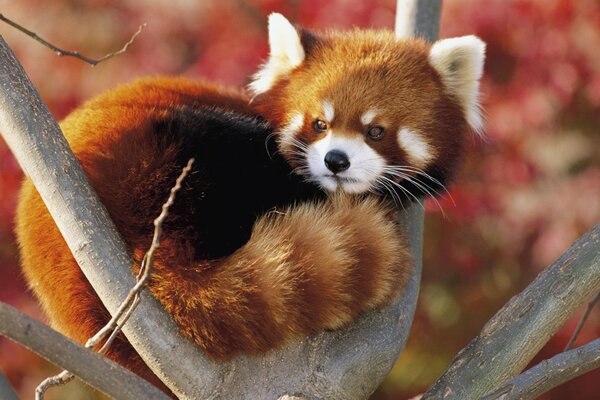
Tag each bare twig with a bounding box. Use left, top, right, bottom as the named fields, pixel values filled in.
left=35, top=159, right=195, bottom=399
left=482, top=338, right=600, bottom=400
left=0, top=302, right=169, bottom=400
left=564, top=290, right=600, bottom=351
left=88, top=157, right=195, bottom=354
left=35, top=371, right=75, bottom=400
left=0, top=13, right=145, bottom=66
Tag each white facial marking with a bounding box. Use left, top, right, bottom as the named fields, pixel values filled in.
left=397, top=128, right=434, bottom=167
left=279, top=112, right=304, bottom=151
left=360, top=109, right=378, bottom=126
left=428, top=35, right=486, bottom=135
left=249, top=13, right=305, bottom=96
left=306, top=133, right=385, bottom=193
left=322, top=100, right=335, bottom=122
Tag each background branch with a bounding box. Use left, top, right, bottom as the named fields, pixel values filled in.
left=0, top=302, right=169, bottom=400
left=0, top=14, right=145, bottom=66
left=482, top=338, right=600, bottom=400
left=422, top=223, right=600, bottom=399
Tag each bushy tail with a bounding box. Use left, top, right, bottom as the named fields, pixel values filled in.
left=147, top=194, right=412, bottom=359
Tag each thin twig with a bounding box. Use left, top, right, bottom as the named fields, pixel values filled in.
left=0, top=13, right=146, bottom=66
left=34, top=158, right=195, bottom=400
left=35, top=371, right=74, bottom=400
left=564, top=290, right=600, bottom=351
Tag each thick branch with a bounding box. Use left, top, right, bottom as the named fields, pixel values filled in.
left=35, top=160, right=194, bottom=399
left=0, top=34, right=221, bottom=399
left=395, top=0, right=440, bottom=39
left=0, top=302, right=169, bottom=400
left=482, top=338, right=600, bottom=400
left=0, top=369, right=19, bottom=400
left=422, top=224, right=600, bottom=399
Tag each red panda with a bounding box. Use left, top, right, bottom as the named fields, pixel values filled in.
left=15, top=13, right=485, bottom=394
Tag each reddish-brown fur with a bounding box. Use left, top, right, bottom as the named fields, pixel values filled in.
left=16, top=75, right=412, bottom=393
left=253, top=31, right=468, bottom=183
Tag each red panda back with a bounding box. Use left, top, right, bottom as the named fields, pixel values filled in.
left=16, top=76, right=412, bottom=394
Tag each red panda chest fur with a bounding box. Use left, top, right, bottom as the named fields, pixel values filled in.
left=15, top=13, right=485, bottom=395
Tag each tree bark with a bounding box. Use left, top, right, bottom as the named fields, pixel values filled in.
left=0, top=302, right=169, bottom=400
left=422, top=223, right=600, bottom=399
left=482, top=338, right=600, bottom=400
left=0, top=368, right=19, bottom=400
left=0, top=33, right=220, bottom=399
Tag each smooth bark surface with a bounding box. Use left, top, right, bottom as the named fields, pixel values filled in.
left=422, top=224, right=600, bottom=399
left=0, top=302, right=169, bottom=400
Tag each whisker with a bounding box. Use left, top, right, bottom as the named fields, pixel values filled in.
left=379, top=175, right=425, bottom=210
left=382, top=165, right=455, bottom=206
left=383, top=170, right=447, bottom=217
left=264, top=131, right=278, bottom=159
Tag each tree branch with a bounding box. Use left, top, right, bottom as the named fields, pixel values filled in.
left=422, top=223, right=600, bottom=399
left=482, top=338, right=600, bottom=400
left=0, top=302, right=169, bottom=400
left=395, top=0, right=440, bottom=40
left=564, top=290, right=600, bottom=351
left=35, top=159, right=195, bottom=399
left=0, top=369, right=19, bottom=400
left=0, top=14, right=145, bottom=66
left=0, top=33, right=222, bottom=399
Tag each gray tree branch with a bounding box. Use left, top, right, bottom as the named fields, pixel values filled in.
left=482, top=338, right=600, bottom=400
left=0, top=302, right=169, bottom=400
left=0, top=33, right=221, bottom=399
left=422, top=223, right=600, bottom=399
left=0, top=368, right=19, bottom=400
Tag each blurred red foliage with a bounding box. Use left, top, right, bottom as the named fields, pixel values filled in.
left=0, top=1, right=598, bottom=399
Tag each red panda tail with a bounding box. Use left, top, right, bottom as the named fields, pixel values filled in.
left=145, top=194, right=412, bottom=359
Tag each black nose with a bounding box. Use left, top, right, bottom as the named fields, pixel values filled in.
left=324, top=150, right=350, bottom=174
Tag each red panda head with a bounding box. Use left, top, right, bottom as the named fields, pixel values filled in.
left=250, top=14, right=485, bottom=198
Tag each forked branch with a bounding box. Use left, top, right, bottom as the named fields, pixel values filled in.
left=422, top=224, right=600, bottom=399
left=482, top=338, right=600, bottom=400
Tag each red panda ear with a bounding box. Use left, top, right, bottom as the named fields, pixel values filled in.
left=428, top=36, right=486, bottom=135
left=249, top=13, right=306, bottom=96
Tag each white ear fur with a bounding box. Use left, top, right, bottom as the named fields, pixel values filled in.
left=429, top=35, right=486, bottom=134
left=249, top=13, right=305, bottom=96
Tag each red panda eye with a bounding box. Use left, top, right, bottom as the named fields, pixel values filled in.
left=366, top=125, right=385, bottom=140
left=312, top=119, right=328, bottom=133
